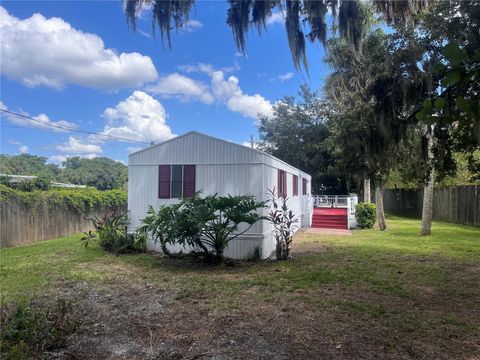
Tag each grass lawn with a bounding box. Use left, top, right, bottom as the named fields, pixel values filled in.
left=1, top=216, right=479, bottom=359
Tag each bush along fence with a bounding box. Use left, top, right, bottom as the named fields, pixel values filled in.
left=0, top=185, right=127, bottom=247
left=382, top=185, right=479, bottom=227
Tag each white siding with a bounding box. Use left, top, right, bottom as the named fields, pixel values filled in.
left=130, top=132, right=263, bottom=166
left=128, top=131, right=312, bottom=260
left=259, top=161, right=312, bottom=258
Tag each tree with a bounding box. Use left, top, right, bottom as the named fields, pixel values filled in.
left=0, top=154, right=60, bottom=179
left=60, top=157, right=128, bottom=190
left=369, top=1, right=480, bottom=234
left=124, top=0, right=428, bottom=70
left=324, top=29, right=400, bottom=230
left=258, top=86, right=344, bottom=194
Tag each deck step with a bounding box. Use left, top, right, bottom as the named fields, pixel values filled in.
left=311, top=209, right=348, bottom=229
left=312, top=224, right=348, bottom=229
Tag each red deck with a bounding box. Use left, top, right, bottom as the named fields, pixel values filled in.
left=312, top=207, right=348, bottom=230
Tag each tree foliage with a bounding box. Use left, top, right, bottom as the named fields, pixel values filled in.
left=0, top=154, right=59, bottom=179
left=124, top=0, right=428, bottom=70
left=258, top=86, right=344, bottom=194
left=61, top=157, right=128, bottom=190
left=0, top=155, right=128, bottom=190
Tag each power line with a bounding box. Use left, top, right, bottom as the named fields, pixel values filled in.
left=0, top=108, right=151, bottom=145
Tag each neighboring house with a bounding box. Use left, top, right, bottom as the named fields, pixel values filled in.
left=128, top=131, right=312, bottom=259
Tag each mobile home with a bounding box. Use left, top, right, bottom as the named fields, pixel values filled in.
left=128, top=131, right=312, bottom=259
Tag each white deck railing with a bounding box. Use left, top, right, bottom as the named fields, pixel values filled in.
left=313, top=195, right=349, bottom=208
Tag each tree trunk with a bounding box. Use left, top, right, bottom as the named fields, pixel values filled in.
left=420, top=128, right=434, bottom=236
left=375, top=177, right=387, bottom=231
left=364, top=178, right=371, bottom=203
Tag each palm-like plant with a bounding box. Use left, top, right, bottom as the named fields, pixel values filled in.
left=267, top=188, right=298, bottom=260
left=138, top=193, right=266, bottom=260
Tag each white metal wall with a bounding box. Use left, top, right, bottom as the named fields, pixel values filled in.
left=259, top=161, right=312, bottom=258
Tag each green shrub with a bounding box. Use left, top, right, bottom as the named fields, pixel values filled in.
left=84, top=210, right=145, bottom=254
left=0, top=299, right=78, bottom=360
left=355, top=202, right=377, bottom=229
left=138, top=193, right=265, bottom=262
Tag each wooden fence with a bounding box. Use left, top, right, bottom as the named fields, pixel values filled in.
left=383, top=185, right=479, bottom=227
left=0, top=198, right=123, bottom=248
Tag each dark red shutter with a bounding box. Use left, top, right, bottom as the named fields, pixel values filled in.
left=158, top=165, right=171, bottom=198
left=283, top=171, right=287, bottom=197
left=302, top=178, right=307, bottom=195
left=183, top=165, right=196, bottom=197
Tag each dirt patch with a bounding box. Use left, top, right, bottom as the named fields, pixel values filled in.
left=35, top=265, right=479, bottom=360
left=11, top=239, right=480, bottom=360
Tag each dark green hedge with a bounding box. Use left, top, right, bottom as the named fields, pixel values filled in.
left=355, top=202, right=377, bottom=229
left=0, top=184, right=126, bottom=214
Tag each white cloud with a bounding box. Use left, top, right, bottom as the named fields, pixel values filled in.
left=241, top=141, right=259, bottom=149
left=56, top=136, right=103, bottom=154
left=146, top=73, right=214, bottom=104
left=7, top=140, right=28, bottom=153
left=178, top=62, right=240, bottom=76
left=48, top=153, right=97, bottom=164
left=211, top=71, right=273, bottom=119
left=211, top=71, right=242, bottom=99
left=270, top=72, right=294, bottom=82
left=127, top=146, right=144, bottom=154
left=102, top=91, right=175, bottom=143
left=227, top=93, right=273, bottom=119
left=267, top=11, right=285, bottom=25
left=0, top=6, right=158, bottom=90
left=178, top=62, right=216, bottom=76
left=49, top=155, right=68, bottom=164
left=142, top=67, right=273, bottom=120
left=0, top=101, right=78, bottom=132
left=184, top=19, right=203, bottom=32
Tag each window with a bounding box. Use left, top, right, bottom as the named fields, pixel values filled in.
left=302, top=178, right=308, bottom=196
left=158, top=165, right=196, bottom=199
left=277, top=169, right=287, bottom=198
left=171, top=165, right=183, bottom=198
left=293, top=175, right=298, bottom=196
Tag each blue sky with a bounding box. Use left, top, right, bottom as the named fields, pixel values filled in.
left=0, top=1, right=330, bottom=164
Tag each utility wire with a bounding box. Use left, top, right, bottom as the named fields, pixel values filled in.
left=0, top=108, right=151, bottom=145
